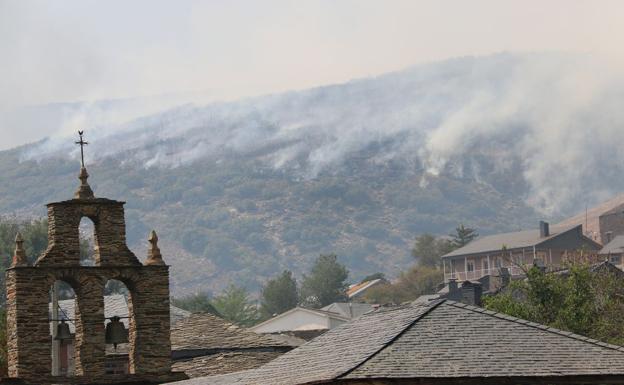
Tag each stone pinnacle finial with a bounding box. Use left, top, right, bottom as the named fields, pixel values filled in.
left=11, top=232, right=28, bottom=267
left=74, top=166, right=95, bottom=199
left=145, top=230, right=165, bottom=266
left=74, top=131, right=95, bottom=199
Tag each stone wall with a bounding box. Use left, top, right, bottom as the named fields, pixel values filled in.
left=6, top=265, right=173, bottom=383
left=35, top=198, right=140, bottom=267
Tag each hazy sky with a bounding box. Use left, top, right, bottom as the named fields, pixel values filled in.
left=1, top=0, right=624, bottom=148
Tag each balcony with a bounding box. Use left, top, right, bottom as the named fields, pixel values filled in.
left=444, top=265, right=526, bottom=282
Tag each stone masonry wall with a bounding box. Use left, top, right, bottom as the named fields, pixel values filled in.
left=35, top=199, right=140, bottom=267
left=7, top=194, right=178, bottom=384
left=6, top=265, right=172, bottom=383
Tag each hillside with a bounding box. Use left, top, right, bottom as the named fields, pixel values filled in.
left=2, top=52, right=624, bottom=295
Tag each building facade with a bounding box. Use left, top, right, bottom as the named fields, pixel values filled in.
left=599, top=203, right=624, bottom=245
left=441, top=222, right=602, bottom=282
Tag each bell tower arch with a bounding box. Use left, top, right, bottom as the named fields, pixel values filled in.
left=5, top=132, right=186, bottom=384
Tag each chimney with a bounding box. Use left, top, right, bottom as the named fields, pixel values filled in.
left=499, top=267, right=510, bottom=287
left=533, top=258, right=546, bottom=273
left=448, top=278, right=458, bottom=292
left=460, top=281, right=483, bottom=306
left=539, top=221, right=550, bottom=238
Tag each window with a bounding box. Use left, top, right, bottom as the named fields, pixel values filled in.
left=494, top=258, right=502, bottom=268
left=610, top=255, right=622, bottom=265
left=104, top=279, right=133, bottom=374
left=50, top=280, right=77, bottom=377
left=79, top=217, right=96, bottom=266
left=606, top=231, right=614, bottom=244
left=483, top=260, right=489, bottom=270
left=467, top=262, right=475, bottom=272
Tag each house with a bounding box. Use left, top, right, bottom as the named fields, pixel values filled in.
left=250, top=302, right=373, bottom=340
left=171, top=313, right=299, bottom=378
left=346, top=278, right=386, bottom=300
left=599, top=234, right=624, bottom=267
left=599, top=203, right=624, bottom=245
left=317, top=302, right=373, bottom=319
left=441, top=221, right=601, bottom=282
left=553, top=259, right=624, bottom=279
left=166, top=297, right=624, bottom=385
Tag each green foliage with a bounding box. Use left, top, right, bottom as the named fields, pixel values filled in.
left=360, top=272, right=386, bottom=283
left=451, top=224, right=478, bottom=248
left=171, top=291, right=220, bottom=316
left=260, top=270, right=298, bottom=318
left=484, top=263, right=624, bottom=345
left=300, top=254, right=349, bottom=308
left=211, top=285, right=260, bottom=327
left=363, top=265, right=443, bottom=304
left=0, top=219, right=48, bottom=306
left=0, top=149, right=539, bottom=295
left=411, top=234, right=455, bottom=268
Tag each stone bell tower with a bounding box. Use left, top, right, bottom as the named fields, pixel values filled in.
left=5, top=132, right=186, bottom=384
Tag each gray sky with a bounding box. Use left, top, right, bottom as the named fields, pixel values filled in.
left=1, top=0, right=624, bottom=148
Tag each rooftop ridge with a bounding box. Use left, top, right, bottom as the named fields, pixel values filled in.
left=336, top=299, right=445, bottom=380
left=441, top=224, right=583, bottom=258
left=444, top=300, right=624, bottom=353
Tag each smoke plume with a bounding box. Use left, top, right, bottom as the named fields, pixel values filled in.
left=20, top=52, right=624, bottom=215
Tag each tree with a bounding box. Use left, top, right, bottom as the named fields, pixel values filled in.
left=260, top=270, right=298, bottom=319
left=484, top=263, right=624, bottom=345
left=411, top=234, right=454, bottom=268
left=451, top=224, right=478, bottom=248
left=363, top=266, right=443, bottom=304
left=171, top=291, right=220, bottom=316
left=300, top=254, right=349, bottom=308
left=359, top=272, right=385, bottom=283
left=211, top=285, right=260, bottom=327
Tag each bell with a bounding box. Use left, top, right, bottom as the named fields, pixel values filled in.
left=105, top=316, right=129, bottom=349
left=54, top=320, right=73, bottom=341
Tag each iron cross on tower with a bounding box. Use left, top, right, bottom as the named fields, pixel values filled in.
left=75, top=130, right=88, bottom=168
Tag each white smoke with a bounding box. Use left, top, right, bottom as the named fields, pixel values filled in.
left=19, top=52, right=624, bottom=215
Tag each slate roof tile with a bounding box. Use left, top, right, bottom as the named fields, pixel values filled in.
left=167, top=299, right=624, bottom=385
left=171, top=313, right=293, bottom=351
left=172, top=351, right=284, bottom=378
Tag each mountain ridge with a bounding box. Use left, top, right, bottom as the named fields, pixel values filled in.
left=2, top=52, right=623, bottom=295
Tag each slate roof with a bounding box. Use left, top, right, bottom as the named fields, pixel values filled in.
left=171, top=305, right=193, bottom=325
left=600, top=202, right=624, bottom=217
left=167, top=299, right=624, bottom=385
left=172, top=351, right=285, bottom=378
left=600, top=235, right=624, bottom=255
left=442, top=225, right=581, bottom=258
left=319, top=302, right=373, bottom=319
left=345, top=301, right=624, bottom=379
left=171, top=313, right=294, bottom=352
left=167, top=302, right=432, bottom=384
left=171, top=313, right=296, bottom=378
